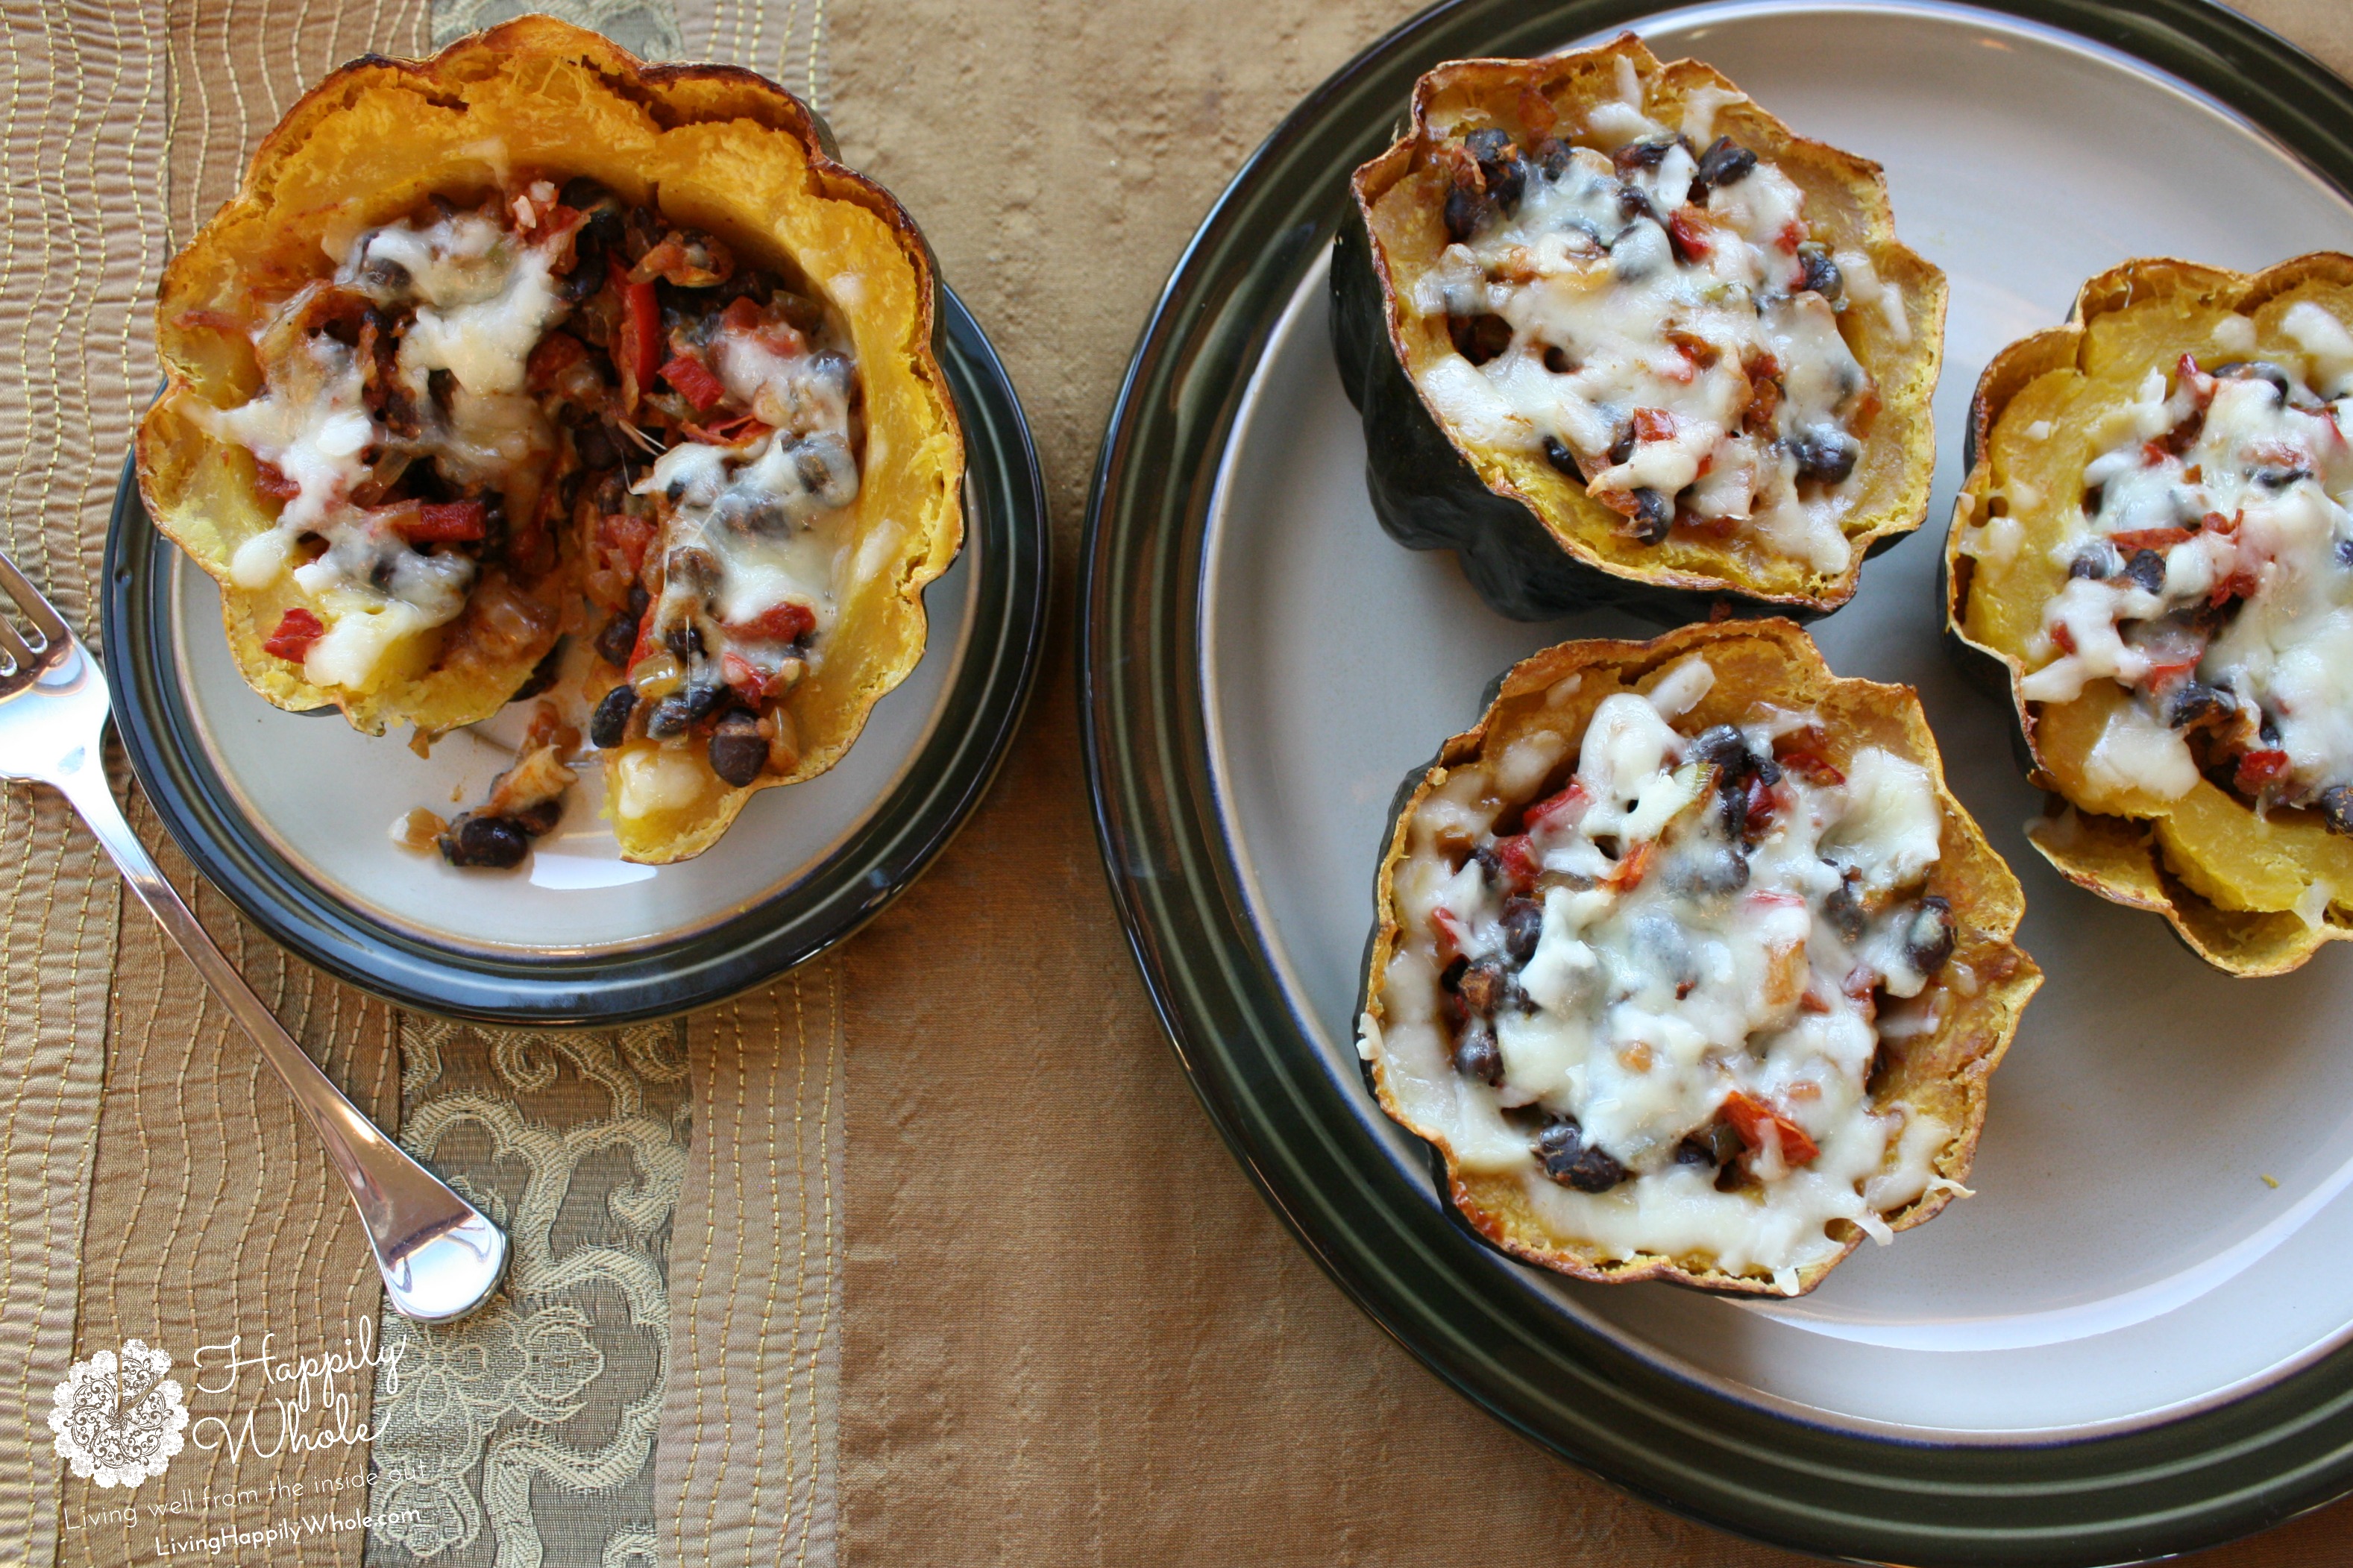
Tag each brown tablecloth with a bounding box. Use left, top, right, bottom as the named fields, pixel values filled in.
left=6, top=1, right=2353, bottom=1564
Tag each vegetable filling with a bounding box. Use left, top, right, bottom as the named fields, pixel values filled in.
left=1372, top=655, right=1962, bottom=1289
left=2012, top=323, right=2353, bottom=826
left=1416, top=63, right=1896, bottom=573
left=195, top=174, right=864, bottom=864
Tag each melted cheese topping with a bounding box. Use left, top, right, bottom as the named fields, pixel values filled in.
left=195, top=210, right=569, bottom=693
left=636, top=327, right=860, bottom=677
left=2017, top=347, right=2353, bottom=807
left=1366, top=659, right=1955, bottom=1289
left=1415, top=96, right=1876, bottom=573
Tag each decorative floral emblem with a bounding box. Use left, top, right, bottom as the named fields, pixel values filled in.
left=48, top=1340, right=189, bottom=1487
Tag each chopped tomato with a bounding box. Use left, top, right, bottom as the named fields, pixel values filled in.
left=720, top=651, right=767, bottom=700
left=2106, top=526, right=2193, bottom=553
left=391, top=500, right=487, bottom=544
left=1775, top=219, right=1805, bottom=253
left=1775, top=746, right=1844, bottom=787
left=682, top=412, right=772, bottom=447
left=2202, top=509, right=2240, bottom=535
left=1741, top=774, right=1779, bottom=838
left=612, top=259, right=662, bottom=412
left=1491, top=833, right=1541, bottom=890
left=1668, top=206, right=1715, bottom=261
left=1430, top=906, right=1468, bottom=957
left=1603, top=839, right=1654, bottom=891
left=1719, top=1089, right=1820, bottom=1167
left=1522, top=778, right=1589, bottom=834
left=2235, top=749, right=2290, bottom=793
left=1632, top=407, right=1675, bottom=444
left=252, top=461, right=300, bottom=501
left=261, top=607, right=324, bottom=663
left=597, top=513, right=657, bottom=577
left=2049, top=622, right=2077, bottom=656
left=659, top=353, right=728, bottom=413
left=2209, top=570, right=2261, bottom=608
left=2139, top=657, right=2200, bottom=690
left=722, top=601, right=817, bottom=643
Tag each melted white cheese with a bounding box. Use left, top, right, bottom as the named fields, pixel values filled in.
left=1368, top=666, right=1956, bottom=1285
left=2022, top=347, right=2353, bottom=805
left=1426, top=113, right=1877, bottom=574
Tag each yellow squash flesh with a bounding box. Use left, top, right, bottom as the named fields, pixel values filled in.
left=1350, top=35, right=1947, bottom=613
left=1361, top=620, right=2040, bottom=1294
left=1947, top=255, right=2353, bottom=975
left=136, top=16, right=965, bottom=866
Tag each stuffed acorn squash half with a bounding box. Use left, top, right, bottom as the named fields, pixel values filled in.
left=1948, top=255, right=2353, bottom=975
left=136, top=16, right=964, bottom=866
left=1331, top=35, right=1945, bottom=621
left=1359, top=620, right=2038, bottom=1296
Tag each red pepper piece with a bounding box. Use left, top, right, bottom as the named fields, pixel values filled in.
left=1522, top=778, right=1589, bottom=835
left=1720, top=1089, right=1820, bottom=1167
left=1741, top=774, right=1779, bottom=839
left=1632, top=406, right=1676, bottom=444
left=2049, top=622, right=2077, bottom=656
left=2209, top=569, right=2261, bottom=609
left=2235, top=749, right=2290, bottom=793
left=721, top=602, right=817, bottom=643
left=1668, top=206, right=1715, bottom=262
left=1603, top=839, right=1654, bottom=890
left=395, top=500, right=487, bottom=543
left=1775, top=747, right=1845, bottom=787
left=720, top=650, right=767, bottom=700
left=612, top=259, right=662, bottom=414
left=1488, top=833, right=1540, bottom=891
left=252, top=461, right=300, bottom=501
left=2106, top=526, right=2194, bottom=553
left=659, top=353, right=728, bottom=413
left=261, top=607, right=324, bottom=663
left=597, top=513, right=657, bottom=577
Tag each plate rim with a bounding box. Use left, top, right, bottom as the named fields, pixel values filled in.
left=1079, top=0, right=2353, bottom=1561
left=105, top=283, right=1050, bottom=1026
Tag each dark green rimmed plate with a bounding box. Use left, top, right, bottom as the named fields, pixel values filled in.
left=107, top=286, right=1046, bottom=1025
left=1081, top=1, right=2353, bottom=1561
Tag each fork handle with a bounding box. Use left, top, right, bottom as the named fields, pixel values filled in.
left=54, top=758, right=488, bottom=1262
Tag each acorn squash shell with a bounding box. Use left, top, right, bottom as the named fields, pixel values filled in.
left=1359, top=619, right=2039, bottom=1295
left=136, top=16, right=965, bottom=866
left=1331, top=35, right=1947, bottom=623
left=1944, top=254, right=2353, bottom=976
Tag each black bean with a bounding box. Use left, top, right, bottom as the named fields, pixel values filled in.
left=1903, top=895, right=1955, bottom=975
left=1823, top=872, right=1867, bottom=943
left=1689, top=723, right=1750, bottom=774
left=2165, top=681, right=2231, bottom=731
left=1691, top=135, right=1757, bottom=195
left=2255, top=465, right=2313, bottom=491
left=440, top=814, right=528, bottom=869
left=1616, top=183, right=1665, bottom=227
left=1530, top=136, right=1573, bottom=180
left=1458, top=958, right=1507, bottom=1018
left=574, top=421, right=620, bottom=470
left=2321, top=785, right=2353, bottom=836
left=1607, top=424, right=1636, bottom=465
left=1680, top=845, right=1750, bottom=895
left=1502, top=895, right=1545, bottom=964
left=2123, top=549, right=2167, bottom=593
left=1535, top=1120, right=1627, bottom=1193
left=1542, top=435, right=1583, bottom=479
left=666, top=545, right=721, bottom=593
left=512, top=798, right=564, bottom=838
left=664, top=622, right=705, bottom=661
left=645, top=680, right=724, bottom=739
left=1626, top=487, right=1672, bottom=544
left=2082, top=485, right=2105, bottom=517
left=559, top=175, right=614, bottom=210
left=1448, top=312, right=1512, bottom=365
left=1675, top=1121, right=1742, bottom=1168
left=1612, top=138, right=1675, bottom=175
left=2068, top=543, right=2119, bottom=580
left=359, top=256, right=412, bottom=296
left=509, top=639, right=565, bottom=702
left=1442, top=183, right=1492, bottom=243
left=1790, top=429, right=1859, bottom=484
left=715, top=489, right=790, bottom=536
left=1453, top=1018, right=1504, bottom=1086
left=1463, top=128, right=1524, bottom=209
left=2337, top=539, right=2353, bottom=570
left=589, top=683, right=638, bottom=748
left=595, top=609, right=641, bottom=667
left=709, top=711, right=768, bottom=787
left=1439, top=954, right=1469, bottom=992
left=1471, top=843, right=1506, bottom=887
left=2261, top=711, right=2283, bottom=747
left=1797, top=242, right=1842, bottom=300
left=1542, top=344, right=1576, bottom=375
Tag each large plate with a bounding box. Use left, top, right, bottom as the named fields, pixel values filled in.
left=1082, top=1, right=2353, bottom=1561
left=107, top=286, right=1047, bottom=1024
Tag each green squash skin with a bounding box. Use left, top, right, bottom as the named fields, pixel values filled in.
left=1330, top=213, right=1908, bottom=626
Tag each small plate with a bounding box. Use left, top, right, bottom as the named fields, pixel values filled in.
left=1085, top=1, right=2353, bottom=1561
left=108, top=286, right=1046, bottom=1024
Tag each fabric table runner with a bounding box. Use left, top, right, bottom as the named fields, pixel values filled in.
left=1, top=1, right=2349, bottom=1564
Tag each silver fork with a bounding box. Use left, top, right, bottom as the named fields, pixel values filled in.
left=0, top=549, right=505, bottom=1321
